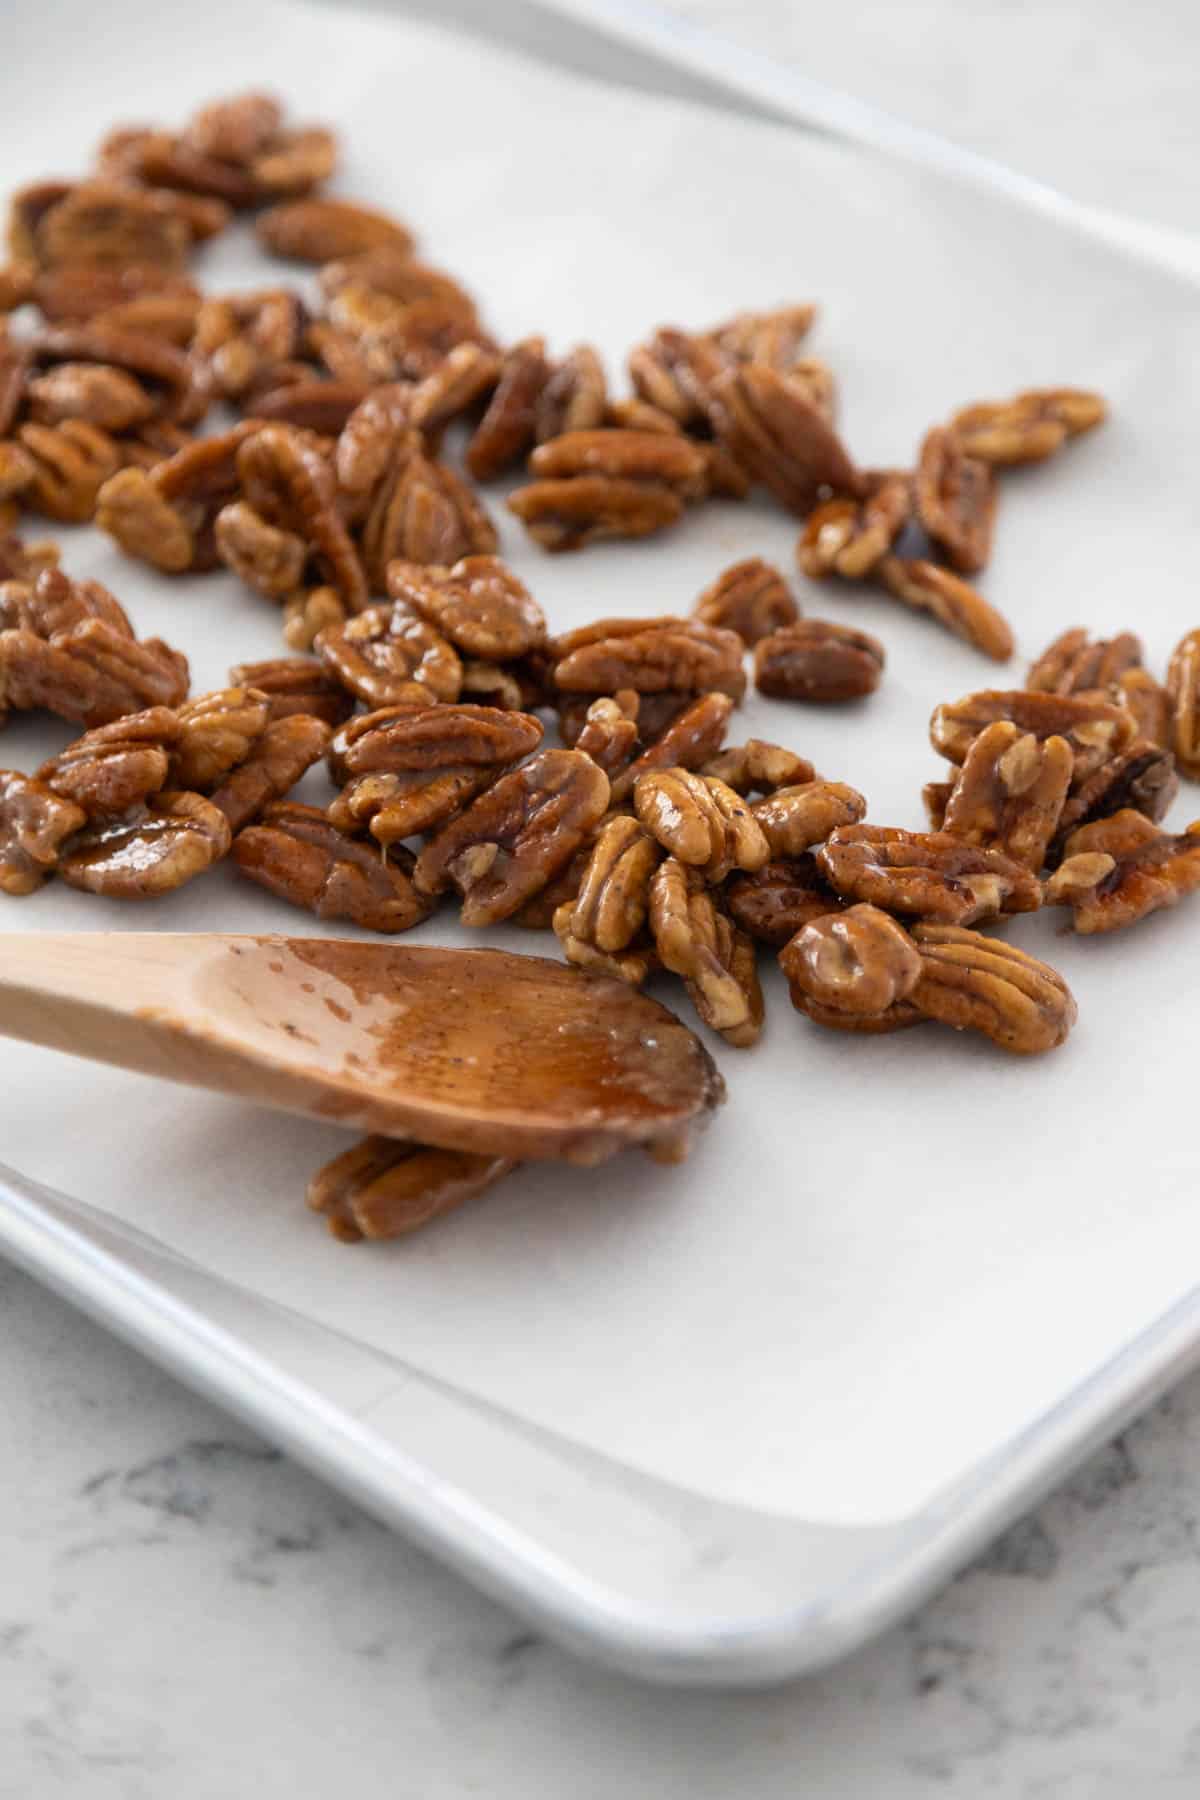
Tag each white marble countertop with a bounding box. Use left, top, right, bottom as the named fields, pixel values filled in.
left=5, top=5, right=1200, bottom=1793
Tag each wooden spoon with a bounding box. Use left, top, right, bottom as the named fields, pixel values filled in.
left=0, top=932, right=723, bottom=1163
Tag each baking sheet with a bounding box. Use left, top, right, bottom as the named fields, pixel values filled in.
left=4, top=0, right=1200, bottom=1528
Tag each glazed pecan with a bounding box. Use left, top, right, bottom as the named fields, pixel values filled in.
left=706, top=363, right=861, bottom=513
left=557, top=813, right=662, bottom=955
left=552, top=616, right=745, bottom=700
left=413, top=748, right=609, bottom=925
left=208, top=714, right=331, bottom=833
left=949, top=388, right=1106, bottom=466
left=0, top=531, right=58, bottom=584
left=319, top=250, right=475, bottom=310
left=930, top=688, right=1137, bottom=783
left=1117, top=667, right=1171, bottom=749
left=15, top=420, right=121, bottom=521
left=170, top=687, right=269, bottom=790
left=334, top=384, right=416, bottom=499
left=527, top=429, right=709, bottom=499
left=26, top=263, right=197, bottom=327
left=940, top=722, right=1073, bottom=869
left=507, top=474, right=685, bottom=552
left=457, top=660, right=525, bottom=710
left=1166, top=627, right=1200, bottom=780
left=96, top=126, right=261, bottom=208
left=1047, top=741, right=1180, bottom=862
left=725, top=853, right=842, bottom=947
left=1045, top=810, right=1200, bottom=933
left=1026, top=627, right=1142, bottom=695
left=797, top=476, right=910, bottom=580
left=214, top=500, right=308, bottom=598
left=315, top=602, right=461, bottom=708
left=58, top=790, right=231, bottom=898
left=922, top=780, right=953, bottom=831
left=779, top=903, right=922, bottom=1018
left=25, top=362, right=155, bottom=433
left=37, top=707, right=177, bottom=817
left=713, top=304, right=818, bottom=371
left=361, top=444, right=497, bottom=588
left=283, top=586, right=346, bottom=654
left=251, top=378, right=370, bottom=436
left=817, top=823, right=1041, bottom=924
left=785, top=989, right=923, bottom=1035
left=700, top=739, right=816, bottom=796
left=551, top=915, right=660, bottom=988
left=96, top=421, right=261, bottom=574
left=534, top=345, right=607, bottom=443
left=184, top=91, right=282, bottom=164
left=464, top=337, right=550, bottom=480
left=29, top=325, right=206, bottom=424
left=193, top=288, right=306, bottom=399
left=0, top=618, right=188, bottom=728
left=751, top=780, right=867, bottom=859
left=410, top=343, right=503, bottom=438
left=634, top=768, right=769, bottom=881
left=754, top=620, right=884, bottom=702
left=256, top=197, right=413, bottom=263
left=387, top=555, right=546, bottom=660
left=0, top=566, right=131, bottom=638
left=234, top=801, right=433, bottom=932
left=19, top=181, right=190, bottom=272
left=608, top=691, right=735, bottom=803
left=692, top=557, right=798, bottom=646
left=90, top=292, right=204, bottom=345
left=227, top=656, right=353, bottom=726
left=237, top=424, right=367, bottom=614
left=572, top=693, right=640, bottom=776
left=909, top=922, right=1076, bottom=1054
left=876, top=557, right=1013, bottom=662
left=913, top=427, right=996, bottom=574
left=0, top=770, right=85, bottom=894
left=307, top=1134, right=515, bottom=1244
left=648, top=856, right=763, bottom=1046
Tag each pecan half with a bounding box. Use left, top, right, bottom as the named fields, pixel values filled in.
left=1026, top=627, right=1143, bottom=695
left=608, top=691, right=735, bottom=803
left=234, top=802, right=433, bottom=931
left=817, top=823, right=1041, bottom=924
left=648, top=856, right=763, bottom=1046
left=751, top=779, right=867, bottom=858
left=572, top=693, right=640, bottom=776
left=29, top=325, right=206, bottom=424
left=0, top=566, right=131, bottom=638
left=797, top=476, right=910, bottom=579
left=754, top=620, right=884, bottom=702
left=692, top=557, right=798, bottom=646
left=464, top=337, right=550, bottom=480
left=779, top=903, right=922, bottom=1018
left=1045, top=810, right=1200, bottom=933
left=949, top=388, right=1106, bottom=465
left=214, top=500, right=308, bottom=598
left=706, top=363, right=861, bottom=513
left=24, top=181, right=190, bottom=272
left=387, top=555, right=546, bottom=660
left=876, top=557, right=1013, bottom=662
left=922, top=780, right=953, bottom=831
left=1046, top=740, right=1180, bottom=862
left=15, top=420, right=120, bottom=521
left=307, top=1134, right=515, bottom=1244
left=171, top=687, right=269, bottom=789
left=0, top=770, right=85, bottom=894
left=552, top=616, right=745, bottom=700
left=315, top=602, right=461, bottom=707
left=226, top=656, right=353, bottom=726
left=930, top=689, right=1136, bottom=782
left=26, top=362, right=156, bottom=432
left=1166, top=627, right=1200, bottom=780
left=725, top=853, right=842, bottom=947
left=551, top=914, right=660, bottom=988
left=701, top=739, right=816, bottom=796
left=283, top=586, right=346, bottom=653
left=557, top=813, right=662, bottom=954
left=535, top=345, right=607, bottom=443
left=58, top=790, right=231, bottom=898
left=256, top=197, right=413, bottom=263
left=507, top=474, right=685, bottom=552
left=527, top=429, right=709, bottom=499
left=913, top=426, right=996, bottom=574
left=940, top=723, right=1073, bottom=869
left=1116, top=667, right=1170, bottom=749
left=909, top=922, right=1076, bottom=1054
left=361, top=443, right=497, bottom=587
left=634, top=768, right=769, bottom=881
left=237, top=424, right=367, bottom=614
left=413, top=748, right=609, bottom=924
left=0, top=618, right=188, bottom=727
left=208, top=713, right=332, bottom=833
left=37, top=707, right=177, bottom=817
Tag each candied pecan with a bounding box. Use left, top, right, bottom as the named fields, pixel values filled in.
left=283, top=586, right=345, bottom=653
left=227, top=655, right=353, bottom=726
left=692, top=557, right=798, bottom=647
left=361, top=444, right=497, bottom=588
left=234, top=801, right=433, bottom=932
left=193, top=288, right=306, bottom=398
left=15, top=420, right=121, bottom=521
left=725, top=853, right=842, bottom=947
left=552, top=914, right=660, bottom=987
left=1117, top=667, right=1171, bottom=749
left=29, top=325, right=206, bottom=424
left=457, top=660, right=525, bottom=710
left=798, top=476, right=910, bottom=580
left=26, top=182, right=189, bottom=272
left=706, top=363, right=861, bottom=513
left=876, top=557, right=1013, bottom=662
left=508, top=474, right=685, bottom=552
left=58, top=790, right=230, bottom=898
left=90, top=292, right=204, bottom=345
left=608, top=691, right=735, bottom=803
left=509, top=838, right=594, bottom=930
left=251, top=128, right=338, bottom=200
left=30, top=264, right=197, bottom=326
left=0, top=770, right=85, bottom=894
left=909, top=922, right=1076, bottom=1054
left=557, top=813, right=662, bottom=954
left=713, top=304, right=818, bottom=371
left=1, top=566, right=131, bottom=638
left=0, top=531, right=58, bottom=584
left=213, top=500, right=308, bottom=600
left=334, top=385, right=415, bottom=498
left=256, top=197, right=413, bottom=263
left=648, top=856, right=763, bottom=1046
left=949, top=388, right=1107, bottom=466
left=96, top=126, right=261, bottom=207
left=922, top=780, right=953, bottom=831
left=25, top=362, right=155, bottom=433
left=37, top=708, right=177, bottom=817
left=929, top=688, right=1136, bottom=782
left=409, top=343, right=502, bottom=438
left=573, top=694, right=640, bottom=776
left=308, top=1133, right=515, bottom=1244
left=1166, top=627, right=1200, bottom=780
left=251, top=378, right=369, bottom=436
left=786, top=990, right=923, bottom=1035
left=779, top=902, right=922, bottom=1019
left=752, top=779, right=866, bottom=859
left=320, top=250, right=475, bottom=310
left=527, top=429, right=709, bottom=499
left=552, top=615, right=745, bottom=700
left=1047, top=740, right=1179, bottom=862
left=94, top=466, right=197, bottom=573
left=817, top=823, right=1041, bottom=924
left=701, top=739, right=816, bottom=796
left=1045, top=810, right=1200, bottom=933
left=387, top=555, right=546, bottom=660
left=237, top=424, right=367, bottom=613
left=170, top=687, right=269, bottom=789
left=208, top=714, right=331, bottom=833
left=534, top=345, right=607, bottom=443
left=464, top=337, right=550, bottom=480
left=754, top=620, right=884, bottom=702
left=184, top=91, right=282, bottom=163
left=940, top=722, right=1072, bottom=869
left=1026, top=627, right=1142, bottom=695
left=413, top=748, right=609, bottom=924
left=634, top=768, right=769, bottom=881
left=315, top=602, right=461, bottom=708
left=627, top=325, right=718, bottom=427
left=913, top=427, right=996, bottom=574
left=330, top=766, right=491, bottom=844
left=0, top=618, right=188, bottom=728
